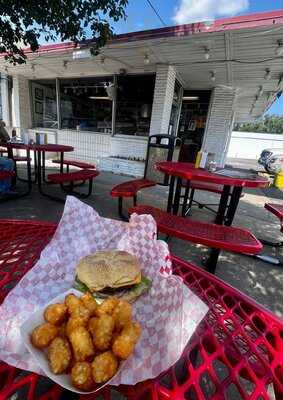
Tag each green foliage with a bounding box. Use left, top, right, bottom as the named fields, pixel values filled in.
left=234, top=115, right=283, bottom=134
left=0, top=0, right=128, bottom=64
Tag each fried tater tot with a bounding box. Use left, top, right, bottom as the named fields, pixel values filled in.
left=71, top=304, right=91, bottom=321
left=44, top=303, right=67, bottom=325
left=31, top=323, right=58, bottom=348
left=95, top=297, right=119, bottom=317
left=122, top=321, right=142, bottom=344
left=92, top=351, right=118, bottom=383
left=112, top=334, right=135, bottom=359
left=66, top=316, right=88, bottom=337
left=88, top=317, right=98, bottom=338
left=91, top=314, right=115, bottom=351
left=65, top=294, right=83, bottom=314
left=81, top=292, right=98, bottom=316
left=58, top=322, right=67, bottom=338
left=48, top=337, right=72, bottom=374
left=112, top=300, right=132, bottom=331
left=69, top=326, right=94, bottom=361
left=71, top=362, right=95, bottom=391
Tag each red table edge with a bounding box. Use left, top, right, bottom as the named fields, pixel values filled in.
left=171, top=254, right=283, bottom=325
left=155, top=161, right=269, bottom=189
left=2, top=143, right=74, bottom=152
left=1, top=219, right=58, bottom=227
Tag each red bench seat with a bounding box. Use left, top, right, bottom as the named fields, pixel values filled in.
left=52, top=159, right=96, bottom=169
left=265, top=203, right=283, bottom=222
left=111, top=179, right=155, bottom=198
left=110, top=179, right=156, bottom=220
left=13, top=156, right=31, bottom=162
left=48, top=169, right=99, bottom=184
left=189, top=180, right=223, bottom=194
left=129, top=205, right=262, bottom=255
left=0, top=170, right=15, bottom=179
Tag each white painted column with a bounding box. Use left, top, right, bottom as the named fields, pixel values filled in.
left=12, top=75, right=32, bottom=135
left=149, top=64, right=176, bottom=136
left=202, top=86, right=236, bottom=167
left=1, top=73, right=11, bottom=127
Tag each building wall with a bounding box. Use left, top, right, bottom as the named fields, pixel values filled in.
left=202, top=86, right=236, bottom=166
left=228, top=131, right=283, bottom=159
left=12, top=75, right=32, bottom=133
left=149, top=64, right=176, bottom=136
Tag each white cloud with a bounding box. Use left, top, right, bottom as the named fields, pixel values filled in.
left=173, top=0, right=249, bottom=25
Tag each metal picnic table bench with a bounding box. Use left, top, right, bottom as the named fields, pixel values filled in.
left=0, top=219, right=282, bottom=399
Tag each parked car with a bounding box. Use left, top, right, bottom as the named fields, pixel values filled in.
left=258, top=148, right=283, bottom=173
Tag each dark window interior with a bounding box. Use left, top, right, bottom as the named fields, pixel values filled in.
left=178, top=90, right=211, bottom=163
left=115, top=74, right=155, bottom=136
left=59, top=77, right=113, bottom=132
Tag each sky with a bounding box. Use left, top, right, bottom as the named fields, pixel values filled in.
left=112, top=0, right=283, bottom=116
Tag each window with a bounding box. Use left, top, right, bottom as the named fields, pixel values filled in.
left=59, top=77, right=113, bottom=132
left=31, top=80, right=58, bottom=128
left=115, top=74, right=155, bottom=136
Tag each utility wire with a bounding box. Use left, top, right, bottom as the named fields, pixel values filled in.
left=145, top=0, right=166, bottom=27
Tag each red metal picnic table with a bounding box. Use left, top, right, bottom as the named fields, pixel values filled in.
left=155, top=162, right=270, bottom=270
left=2, top=143, right=74, bottom=198
left=0, top=219, right=282, bottom=399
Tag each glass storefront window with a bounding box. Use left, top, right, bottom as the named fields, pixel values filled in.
left=59, top=77, right=113, bottom=132
left=31, top=80, right=58, bottom=128
left=115, top=74, right=155, bottom=136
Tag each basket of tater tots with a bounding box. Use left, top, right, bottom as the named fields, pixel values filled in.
left=21, top=249, right=149, bottom=393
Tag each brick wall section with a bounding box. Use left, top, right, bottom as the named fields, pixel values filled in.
left=149, top=64, right=176, bottom=136
left=110, top=137, right=147, bottom=160
left=12, top=75, right=32, bottom=132
left=57, top=130, right=111, bottom=164
left=202, top=86, right=236, bottom=167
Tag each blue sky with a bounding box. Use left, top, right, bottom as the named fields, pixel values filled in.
left=112, top=0, right=283, bottom=115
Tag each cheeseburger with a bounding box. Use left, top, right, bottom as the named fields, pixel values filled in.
left=74, top=250, right=151, bottom=302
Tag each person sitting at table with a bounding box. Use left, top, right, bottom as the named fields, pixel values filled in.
left=0, top=120, right=11, bottom=143
left=0, top=120, right=15, bottom=195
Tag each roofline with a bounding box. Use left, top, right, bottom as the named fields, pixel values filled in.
left=6, top=9, right=283, bottom=56
left=113, top=9, right=283, bottom=43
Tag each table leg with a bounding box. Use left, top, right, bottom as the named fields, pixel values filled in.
left=167, top=175, right=176, bottom=213
left=36, top=150, right=65, bottom=202
left=181, top=180, right=191, bottom=217
left=42, top=151, right=47, bottom=183
left=33, top=150, right=38, bottom=183
left=205, top=185, right=231, bottom=273
left=225, top=186, right=243, bottom=226
left=215, top=185, right=231, bottom=225
left=60, top=152, right=64, bottom=173
left=26, top=148, right=32, bottom=194
left=173, top=177, right=182, bottom=215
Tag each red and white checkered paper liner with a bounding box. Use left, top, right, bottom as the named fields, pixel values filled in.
left=0, top=196, right=208, bottom=385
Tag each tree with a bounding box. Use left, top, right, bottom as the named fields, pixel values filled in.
left=234, top=115, right=283, bottom=134
left=0, top=0, right=128, bottom=64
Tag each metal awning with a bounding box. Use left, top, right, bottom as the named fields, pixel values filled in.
left=2, top=10, right=283, bottom=122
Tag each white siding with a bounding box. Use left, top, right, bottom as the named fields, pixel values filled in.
left=12, top=75, right=31, bottom=133
left=149, top=64, right=176, bottom=136
left=202, top=86, right=236, bottom=166
left=1, top=73, right=10, bottom=127
left=228, top=131, right=283, bottom=159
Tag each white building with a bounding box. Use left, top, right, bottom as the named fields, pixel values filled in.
left=1, top=10, right=283, bottom=176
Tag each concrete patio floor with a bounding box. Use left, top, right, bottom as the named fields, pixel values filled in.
left=1, top=165, right=283, bottom=318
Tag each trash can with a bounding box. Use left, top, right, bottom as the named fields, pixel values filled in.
left=144, top=134, right=181, bottom=185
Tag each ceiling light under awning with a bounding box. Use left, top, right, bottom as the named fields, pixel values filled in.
left=182, top=96, right=199, bottom=100
left=88, top=96, right=111, bottom=100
